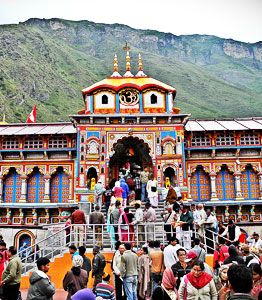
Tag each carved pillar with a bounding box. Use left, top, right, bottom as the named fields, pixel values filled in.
left=234, top=171, right=244, bottom=200
left=19, top=175, right=28, bottom=203
left=43, top=174, right=51, bottom=203
left=32, top=208, right=38, bottom=225
left=6, top=208, right=12, bottom=224
left=258, top=172, right=262, bottom=200
left=0, top=175, right=4, bottom=203
left=209, top=171, right=219, bottom=201
left=237, top=205, right=242, bottom=222
left=68, top=174, right=74, bottom=203
left=187, top=173, right=192, bottom=201
left=45, top=208, right=50, bottom=224
left=19, top=208, right=24, bottom=225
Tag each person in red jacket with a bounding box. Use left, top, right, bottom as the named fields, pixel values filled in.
left=71, top=206, right=86, bottom=247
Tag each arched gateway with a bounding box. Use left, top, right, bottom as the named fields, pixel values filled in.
left=109, top=136, right=153, bottom=182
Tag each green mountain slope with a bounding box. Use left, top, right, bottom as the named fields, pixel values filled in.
left=0, top=18, right=261, bottom=122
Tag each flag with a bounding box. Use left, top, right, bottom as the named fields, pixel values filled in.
left=27, top=105, right=37, bottom=123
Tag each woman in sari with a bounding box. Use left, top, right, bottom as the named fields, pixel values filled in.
left=119, top=207, right=134, bottom=242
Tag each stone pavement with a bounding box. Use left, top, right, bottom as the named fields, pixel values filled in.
left=21, top=289, right=67, bottom=299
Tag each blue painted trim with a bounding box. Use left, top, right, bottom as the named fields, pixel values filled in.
left=76, top=130, right=80, bottom=176
left=196, top=171, right=201, bottom=201
left=35, top=172, right=39, bottom=203
left=90, top=95, right=94, bottom=113
left=116, top=93, right=120, bottom=113
left=165, top=93, right=169, bottom=113
left=13, top=173, right=17, bottom=203
left=246, top=169, right=251, bottom=199
left=182, top=142, right=186, bottom=179
left=221, top=170, right=226, bottom=200
left=58, top=172, right=63, bottom=203
left=139, top=93, right=143, bottom=113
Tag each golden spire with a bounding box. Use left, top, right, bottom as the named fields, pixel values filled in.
left=136, top=53, right=146, bottom=77
left=113, top=54, right=118, bottom=72
left=138, top=53, right=143, bottom=71
left=111, top=54, right=121, bottom=77
left=123, top=42, right=133, bottom=77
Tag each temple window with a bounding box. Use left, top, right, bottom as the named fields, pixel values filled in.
left=87, top=141, right=99, bottom=154
left=24, top=137, right=43, bottom=149
left=2, top=137, right=19, bottom=149
left=191, top=134, right=211, bottom=147
left=240, top=133, right=260, bottom=145
left=150, top=94, right=157, bottom=104
left=216, top=134, right=235, bottom=146
left=48, top=136, right=67, bottom=148
left=102, top=95, right=108, bottom=105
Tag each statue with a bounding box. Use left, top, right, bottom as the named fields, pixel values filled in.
left=90, top=177, right=96, bottom=190
left=165, top=177, right=171, bottom=188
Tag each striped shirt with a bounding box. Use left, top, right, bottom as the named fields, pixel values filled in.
left=96, top=282, right=115, bottom=300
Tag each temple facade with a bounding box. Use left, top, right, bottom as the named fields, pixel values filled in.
left=0, top=51, right=261, bottom=247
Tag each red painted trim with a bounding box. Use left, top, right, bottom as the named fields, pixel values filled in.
left=82, top=83, right=175, bottom=96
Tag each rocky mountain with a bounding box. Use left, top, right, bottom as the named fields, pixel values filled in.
left=0, top=18, right=261, bottom=122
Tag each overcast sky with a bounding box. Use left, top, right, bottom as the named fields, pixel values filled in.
left=0, top=0, right=261, bottom=43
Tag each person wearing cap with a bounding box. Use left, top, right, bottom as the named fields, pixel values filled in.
left=89, top=205, right=105, bottom=248
left=178, top=260, right=217, bottom=300
left=178, top=205, right=193, bottom=250
left=186, top=250, right=213, bottom=276
left=71, top=288, right=96, bottom=300
left=92, top=246, right=106, bottom=290
left=132, top=201, right=144, bottom=245
left=63, top=255, right=88, bottom=300
left=94, top=179, right=106, bottom=210
left=95, top=273, right=115, bottom=300
left=71, top=206, right=86, bottom=247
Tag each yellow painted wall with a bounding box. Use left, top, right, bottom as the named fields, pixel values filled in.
left=21, top=252, right=114, bottom=289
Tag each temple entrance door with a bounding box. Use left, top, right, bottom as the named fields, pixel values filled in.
left=164, top=167, right=176, bottom=186
left=109, top=136, right=153, bottom=182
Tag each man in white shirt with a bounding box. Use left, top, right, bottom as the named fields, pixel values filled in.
left=163, top=237, right=183, bottom=268
left=132, top=202, right=144, bottom=245
left=204, top=209, right=217, bottom=253
left=161, top=205, right=177, bottom=242
left=246, top=232, right=262, bottom=249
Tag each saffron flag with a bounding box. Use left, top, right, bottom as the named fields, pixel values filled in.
left=27, top=105, right=37, bottom=123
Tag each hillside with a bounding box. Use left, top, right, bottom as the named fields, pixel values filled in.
left=0, top=18, right=261, bottom=122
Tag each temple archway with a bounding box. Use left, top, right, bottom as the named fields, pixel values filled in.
left=87, top=167, right=98, bottom=189
left=109, top=136, right=153, bottom=181
left=164, top=167, right=176, bottom=186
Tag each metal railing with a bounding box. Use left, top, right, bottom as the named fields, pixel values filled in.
left=18, top=221, right=234, bottom=274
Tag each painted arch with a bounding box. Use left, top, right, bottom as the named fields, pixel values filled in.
left=50, top=167, right=69, bottom=203
left=216, top=165, right=235, bottom=200
left=190, top=165, right=211, bottom=201
left=27, top=167, right=45, bottom=203
left=3, top=167, right=22, bottom=203
left=242, top=164, right=260, bottom=200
